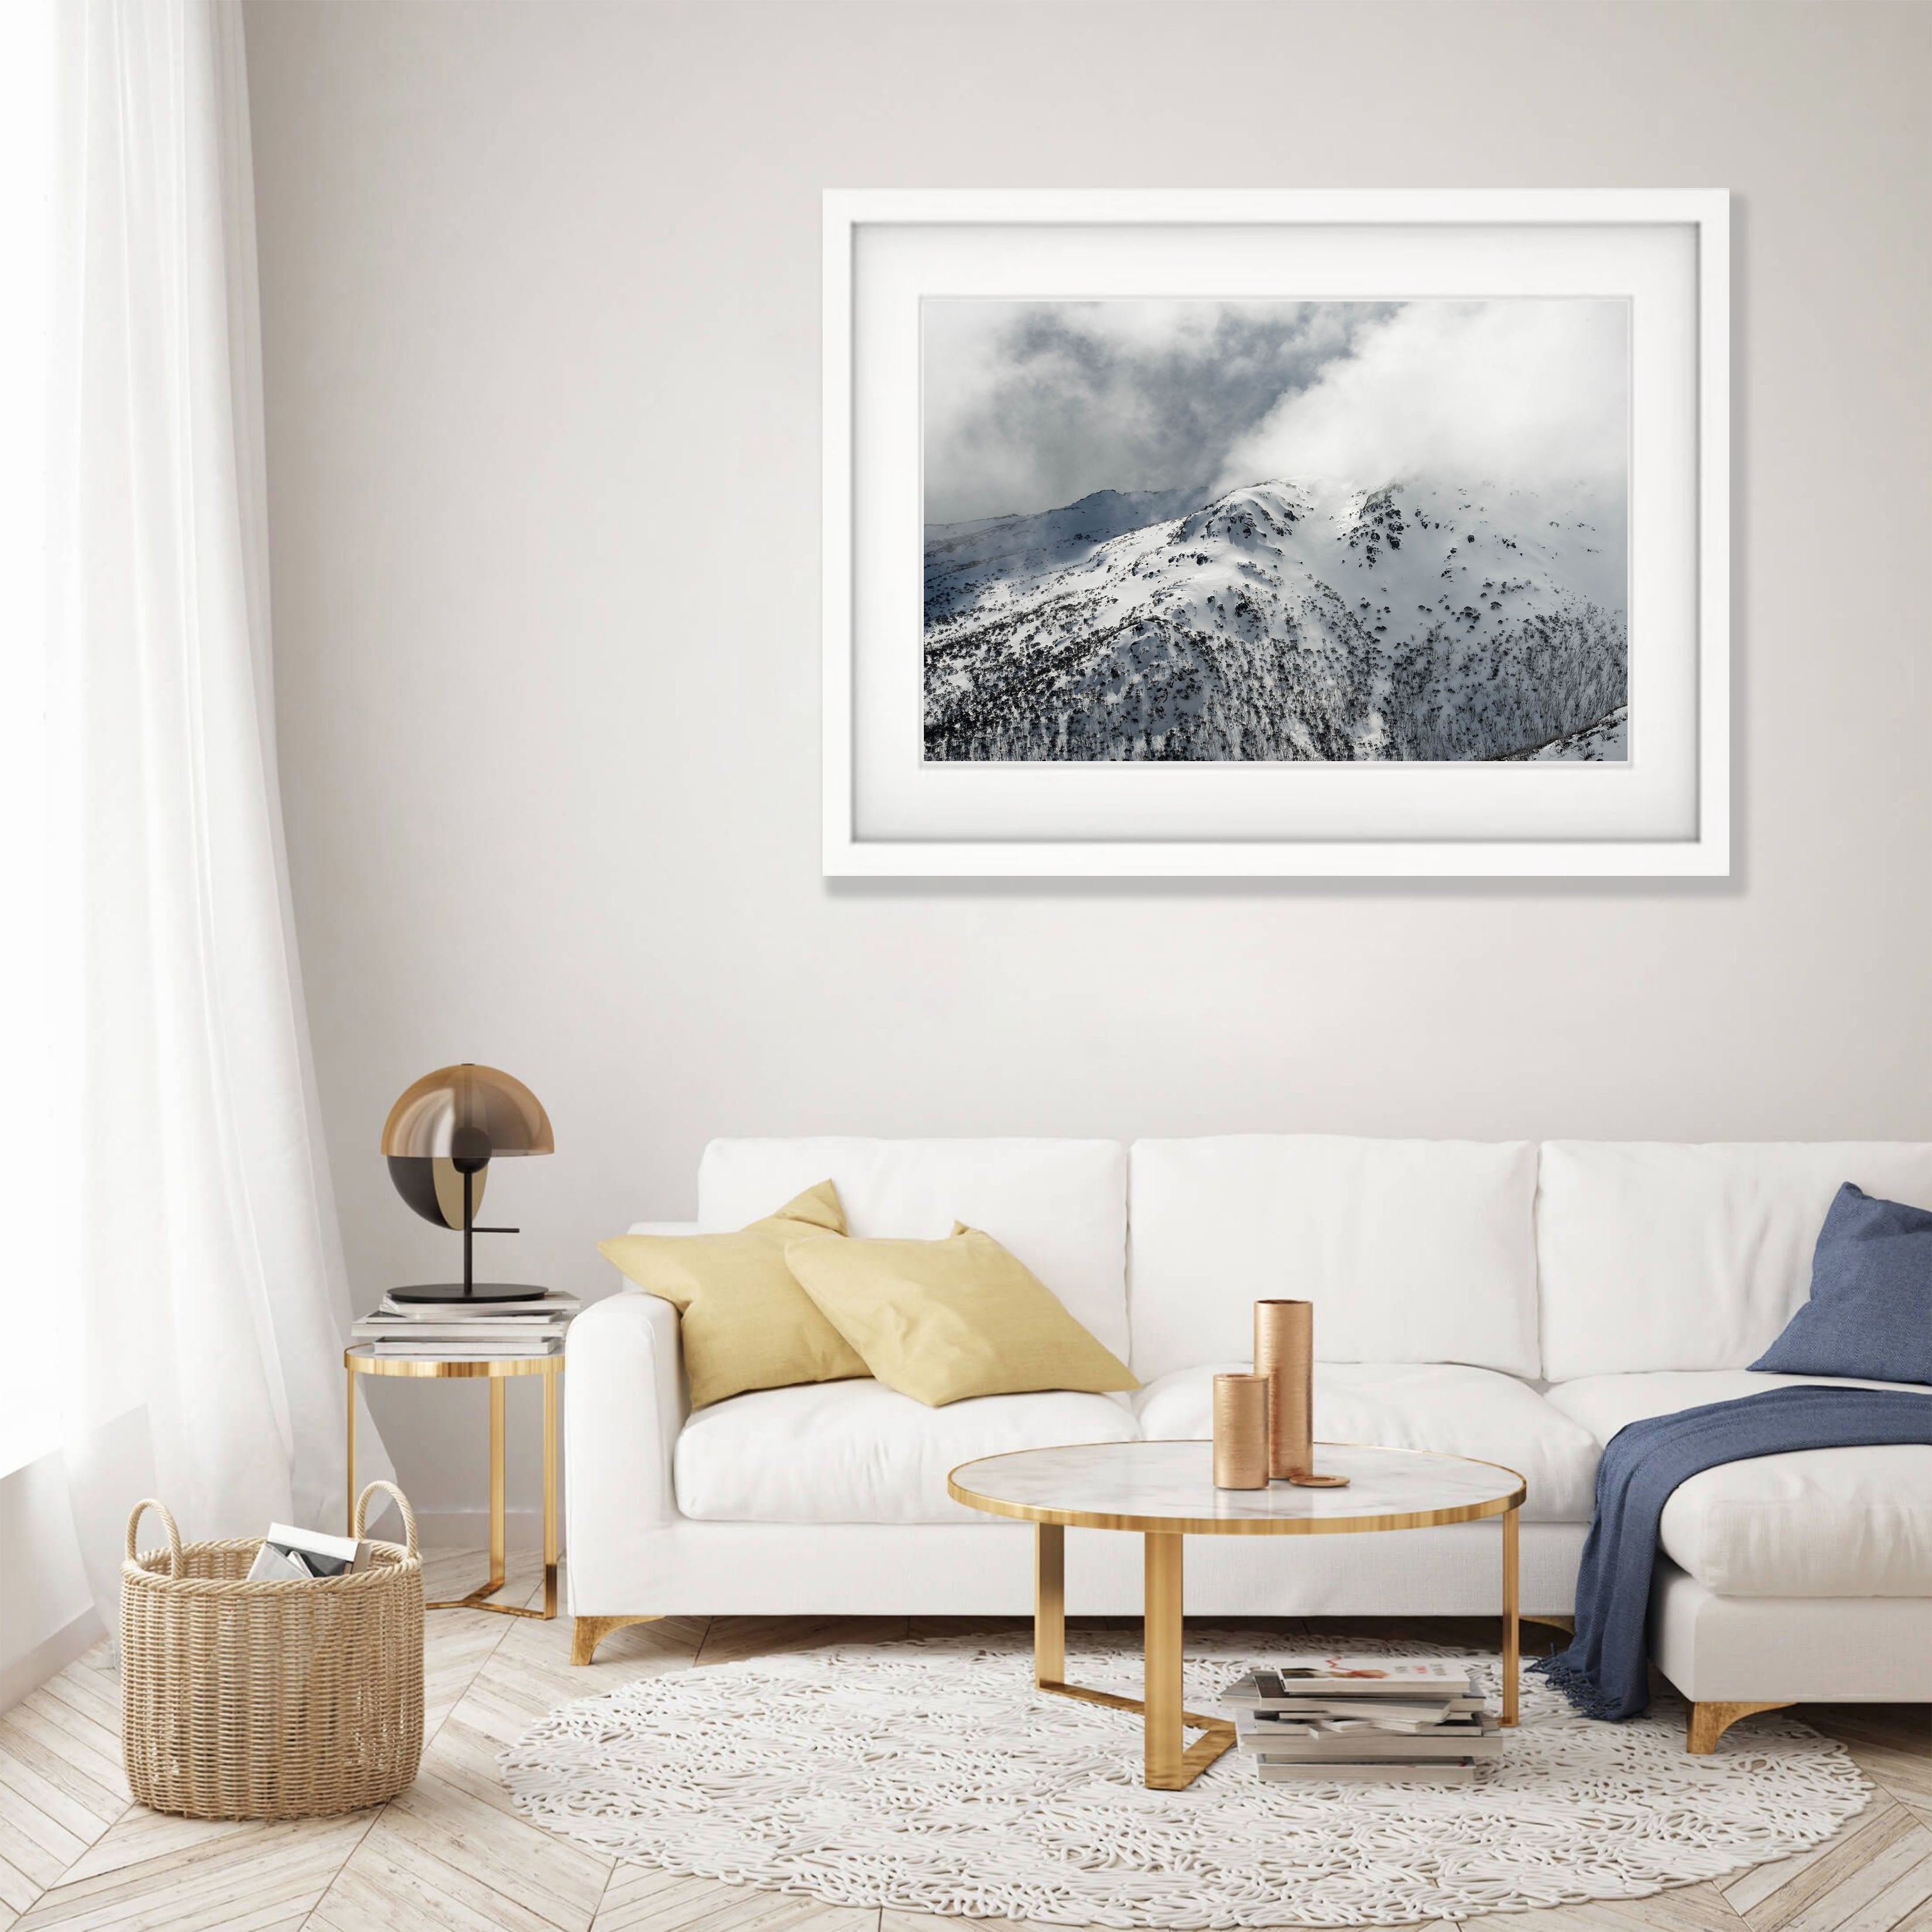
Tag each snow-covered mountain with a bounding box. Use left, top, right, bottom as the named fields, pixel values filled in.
left=1513, top=705, right=1628, bottom=762
left=923, top=479, right=1626, bottom=762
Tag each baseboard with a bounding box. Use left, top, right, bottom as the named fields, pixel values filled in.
left=409, top=1506, right=560, bottom=1553
left=1, top=1606, right=108, bottom=1714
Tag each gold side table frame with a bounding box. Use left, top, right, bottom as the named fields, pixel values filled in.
left=345, top=1345, right=561, bottom=1619
left=951, top=1440, right=1526, bottom=1791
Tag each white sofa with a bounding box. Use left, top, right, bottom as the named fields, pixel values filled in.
left=566, top=1136, right=1932, bottom=1746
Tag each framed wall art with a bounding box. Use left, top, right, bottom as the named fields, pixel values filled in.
left=822, top=190, right=1728, bottom=876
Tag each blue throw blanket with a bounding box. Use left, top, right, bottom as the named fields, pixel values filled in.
left=1536, top=1385, right=1932, bottom=1721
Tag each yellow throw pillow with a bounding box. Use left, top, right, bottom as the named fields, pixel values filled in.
left=598, top=1181, right=868, bottom=1408
left=783, top=1222, right=1138, bottom=1407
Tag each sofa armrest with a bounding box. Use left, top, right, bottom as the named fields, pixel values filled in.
left=566, top=1289, right=686, bottom=1554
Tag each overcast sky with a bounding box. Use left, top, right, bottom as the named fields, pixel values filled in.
left=922, top=297, right=1629, bottom=527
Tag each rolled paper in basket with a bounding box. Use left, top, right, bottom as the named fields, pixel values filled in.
left=1254, top=1299, right=1314, bottom=1481
left=1212, top=1373, right=1270, bottom=1489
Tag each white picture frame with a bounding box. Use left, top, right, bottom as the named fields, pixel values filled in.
left=823, top=189, right=1728, bottom=878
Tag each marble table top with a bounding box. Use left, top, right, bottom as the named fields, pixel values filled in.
left=948, top=1440, right=1524, bottom=1534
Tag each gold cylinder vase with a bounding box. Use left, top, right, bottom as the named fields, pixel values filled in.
left=1253, top=1299, right=1350, bottom=1488
left=1211, top=1373, right=1270, bottom=1489
left=1253, top=1300, right=1314, bottom=1481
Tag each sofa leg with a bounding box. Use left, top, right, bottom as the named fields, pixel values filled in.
left=573, top=1614, right=662, bottom=1666
left=1687, top=1700, right=1791, bottom=1753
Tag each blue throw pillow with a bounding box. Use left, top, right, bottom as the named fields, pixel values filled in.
left=1751, top=1183, right=1932, bottom=1384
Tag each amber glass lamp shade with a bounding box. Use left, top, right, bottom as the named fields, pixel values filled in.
left=382, top=1064, right=553, bottom=1303
left=382, top=1063, right=553, bottom=1167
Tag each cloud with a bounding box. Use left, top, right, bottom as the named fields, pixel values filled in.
left=923, top=298, right=1629, bottom=529
left=922, top=301, right=1386, bottom=525
left=1216, top=299, right=1629, bottom=499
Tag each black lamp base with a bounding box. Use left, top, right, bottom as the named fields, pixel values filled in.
left=388, top=1282, right=553, bottom=1306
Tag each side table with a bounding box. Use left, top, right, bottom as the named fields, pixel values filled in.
left=344, top=1346, right=561, bottom=1619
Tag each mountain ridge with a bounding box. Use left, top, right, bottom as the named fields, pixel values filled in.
left=923, top=477, right=1627, bottom=762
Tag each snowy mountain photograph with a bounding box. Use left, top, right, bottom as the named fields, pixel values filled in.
left=922, top=299, right=1629, bottom=763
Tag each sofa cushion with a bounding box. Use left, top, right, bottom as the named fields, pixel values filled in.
left=1128, top=1137, right=1540, bottom=1382
left=674, top=1379, right=1139, bottom=1525
left=1751, top=1184, right=1932, bottom=1384
left=1132, top=1362, right=1598, bottom=1522
left=786, top=1226, right=1137, bottom=1406
left=1546, top=1371, right=1932, bottom=1597
left=598, top=1181, right=865, bottom=1408
left=1536, top=1142, right=1932, bottom=1382
left=698, top=1138, right=1130, bottom=1361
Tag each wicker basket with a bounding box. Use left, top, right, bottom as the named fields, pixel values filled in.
left=121, top=1481, right=424, bottom=1819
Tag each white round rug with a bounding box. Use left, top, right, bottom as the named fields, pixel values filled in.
left=501, top=1632, right=1871, bottom=1927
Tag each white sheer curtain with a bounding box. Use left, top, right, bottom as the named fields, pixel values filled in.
left=32, top=0, right=387, bottom=1615
left=0, top=0, right=57, bottom=1484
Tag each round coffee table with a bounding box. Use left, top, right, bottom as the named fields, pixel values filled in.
left=948, top=1439, right=1526, bottom=1790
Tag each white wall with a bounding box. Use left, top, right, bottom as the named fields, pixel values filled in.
left=241, top=0, right=1932, bottom=1526
left=0, top=1457, right=100, bottom=1710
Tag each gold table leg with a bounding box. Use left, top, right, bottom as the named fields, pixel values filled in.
left=542, top=1366, right=559, bottom=1618
left=1144, top=1532, right=1186, bottom=1787
left=1502, top=1503, right=1520, bottom=1726
left=1030, top=1522, right=1234, bottom=1790
left=1035, top=1522, right=1065, bottom=1686
left=344, top=1364, right=356, bottom=1534
left=425, top=1370, right=561, bottom=1619
left=431, top=1379, right=510, bottom=1608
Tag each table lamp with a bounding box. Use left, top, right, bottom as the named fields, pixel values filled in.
left=382, top=1063, right=554, bottom=1303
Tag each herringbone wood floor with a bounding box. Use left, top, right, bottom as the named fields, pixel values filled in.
left=1, top=1553, right=1926, bottom=1931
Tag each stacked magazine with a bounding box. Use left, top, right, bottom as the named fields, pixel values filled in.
left=1221, top=1661, right=1501, bottom=1783
left=351, top=1290, right=579, bottom=1359
left=246, top=1522, right=373, bottom=1582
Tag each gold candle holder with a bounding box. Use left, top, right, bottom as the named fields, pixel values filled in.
left=1211, top=1373, right=1270, bottom=1489
left=1253, top=1299, right=1349, bottom=1488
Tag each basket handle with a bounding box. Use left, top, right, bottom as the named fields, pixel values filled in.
left=352, top=1479, right=418, bottom=1556
left=125, top=1499, right=183, bottom=1577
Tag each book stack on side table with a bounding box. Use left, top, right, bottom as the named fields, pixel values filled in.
left=351, top=1290, right=579, bottom=1359
left=1221, top=1662, right=1502, bottom=1783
